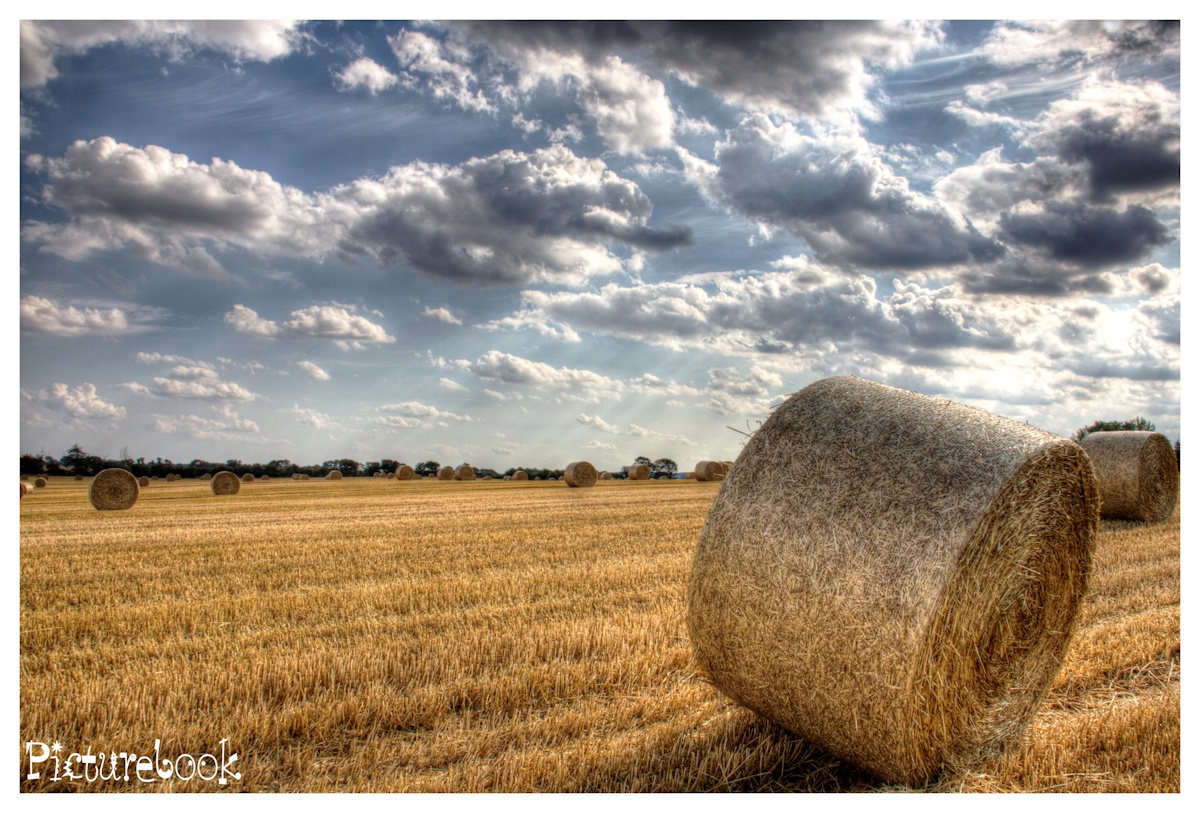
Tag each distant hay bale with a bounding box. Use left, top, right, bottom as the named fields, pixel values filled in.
left=688, top=376, right=1100, bottom=786
left=261, top=475, right=270, bottom=481
left=437, top=466, right=455, bottom=481
left=210, top=471, right=241, bottom=496
left=34, top=477, right=47, bottom=489
left=386, top=472, right=395, bottom=479
left=627, top=464, right=650, bottom=481
left=373, top=471, right=384, bottom=478
left=241, top=473, right=254, bottom=483
left=138, top=476, right=150, bottom=487
left=396, top=465, right=415, bottom=480
left=564, top=461, right=598, bottom=488
left=512, top=470, right=528, bottom=481
left=722, top=460, right=734, bottom=471
left=503, top=475, right=511, bottom=480
left=686, top=472, right=696, bottom=479
left=20, top=482, right=29, bottom=498
left=454, top=465, right=475, bottom=481
left=1079, top=431, right=1179, bottom=522
left=327, top=470, right=343, bottom=480
left=74, top=474, right=84, bottom=481
left=694, top=460, right=726, bottom=481
left=202, top=473, right=213, bottom=481
left=300, top=474, right=310, bottom=480
left=599, top=471, right=612, bottom=480
left=88, top=468, right=140, bottom=511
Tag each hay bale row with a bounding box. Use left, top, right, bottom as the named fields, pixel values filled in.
left=89, top=468, right=139, bottom=511
left=564, top=461, right=598, bottom=488
left=1079, top=430, right=1179, bottom=522
left=210, top=471, right=240, bottom=496
left=454, top=465, right=475, bottom=481
left=688, top=375, right=1100, bottom=786
left=694, top=460, right=726, bottom=481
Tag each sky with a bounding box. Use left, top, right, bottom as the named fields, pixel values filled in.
left=17, top=15, right=1183, bottom=472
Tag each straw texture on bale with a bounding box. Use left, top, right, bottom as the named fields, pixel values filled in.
left=437, top=466, right=455, bottom=481
left=688, top=376, right=1100, bottom=786
left=454, top=465, right=475, bottom=481
left=396, top=465, right=415, bottom=480
left=210, top=471, right=241, bottom=496
left=88, top=468, right=140, bottom=511
left=694, top=460, right=726, bottom=481
left=327, top=471, right=343, bottom=480
left=564, top=461, right=598, bottom=488
left=512, top=470, right=529, bottom=481
left=1079, top=431, right=1179, bottom=522
left=627, top=463, right=650, bottom=480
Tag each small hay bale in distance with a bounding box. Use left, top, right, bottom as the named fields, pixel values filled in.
left=74, top=474, right=84, bottom=481
left=326, top=470, right=343, bottom=480
left=20, top=482, right=29, bottom=498
left=512, top=470, right=528, bottom=481
left=34, top=477, right=47, bottom=488
left=627, top=463, right=650, bottom=481
left=1079, top=430, right=1179, bottom=522
left=138, top=476, right=150, bottom=487
left=241, top=473, right=254, bottom=483
left=694, top=460, right=726, bottom=481
left=599, top=471, right=612, bottom=480
left=437, top=466, right=455, bottom=481
left=210, top=471, right=241, bottom=496
left=202, top=473, right=213, bottom=481
left=88, top=468, right=140, bottom=511
left=454, top=465, right=475, bottom=481
left=396, top=465, right=416, bottom=480
left=688, top=375, right=1100, bottom=786
left=564, top=461, right=598, bottom=488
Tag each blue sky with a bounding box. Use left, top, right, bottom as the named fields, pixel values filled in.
left=18, top=16, right=1182, bottom=471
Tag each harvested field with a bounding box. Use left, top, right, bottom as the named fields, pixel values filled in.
left=19, top=476, right=1178, bottom=792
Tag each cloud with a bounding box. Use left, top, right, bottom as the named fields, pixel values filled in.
left=389, top=29, right=492, bottom=112
left=122, top=363, right=256, bottom=402
left=23, top=138, right=690, bottom=285
left=21, top=19, right=304, bottom=89
left=998, top=202, right=1170, bottom=270
left=282, top=405, right=335, bottom=429
left=20, top=295, right=129, bottom=335
left=335, top=57, right=399, bottom=94
left=23, top=382, right=126, bottom=420
left=464, top=350, right=622, bottom=394
left=298, top=361, right=330, bottom=381
left=438, top=377, right=469, bottom=392
left=151, top=411, right=262, bottom=440
left=226, top=304, right=394, bottom=347
left=576, top=411, right=696, bottom=446
left=977, top=21, right=1180, bottom=71
left=225, top=304, right=285, bottom=338
left=423, top=306, right=463, bottom=325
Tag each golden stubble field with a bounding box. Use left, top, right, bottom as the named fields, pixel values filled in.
left=18, top=475, right=1180, bottom=792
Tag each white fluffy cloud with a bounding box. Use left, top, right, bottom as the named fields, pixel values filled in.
left=423, top=306, right=463, bottom=325
left=23, top=382, right=126, bottom=420
left=122, top=362, right=256, bottom=402
left=464, top=350, right=622, bottom=395
left=20, top=295, right=129, bottom=335
left=335, top=57, right=399, bottom=94
left=226, top=304, right=394, bottom=348
left=298, top=361, right=331, bottom=381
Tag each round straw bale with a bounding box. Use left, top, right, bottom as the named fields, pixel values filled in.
left=454, top=465, right=475, bottom=481
left=300, top=474, right=310, bottom=480
left=138, top=476, right=150, bottom=487
left=74, top=474, right=84, bottom=481
left=627, top=463, right=650, bottom=480
left=386, top=472, right=395, bottom=479
left=1078, top=430, right=1179, bottom=522
left=373, top=471, right=383, bottom=478
left=396, top=465, right=415, bottom=480
left=694, top=460, right=726, bottom=481
left=722, top=460, right=734, bottom=470
left=88, top=468, right=140, bottom=510
left=20, top=482, right=29, bottom=498
left=437, top=466, right=455, bottom=481
left=261, top=475, right=269, bottom=481
left=210, top=471, right=241, bottom=496
left=202, top=473, right=213, bottom=481
left=240, top=473, right=254, bottom=483
left=512, top=470, right=528, bottom=481
left=688, top=376, right=1100, bottom=786
left=34, top=477, right=47, bottom=488
left=599, top=471, right=612, bottom=480
left=564, top=461, right=598, bottom=488
left=326, top=470, right=343, bottom=480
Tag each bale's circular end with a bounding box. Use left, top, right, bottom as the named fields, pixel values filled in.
left=512, top=470, right=529, bottom=481
left=688, top=375, right=1100, bottom=786
left=326, top=470, right=343, bottom=480
left=454, top=465, right=475, bottom=481
left=210, top=471, right=241, bottom=496
left=241, top=473, right=254, bottom=483
left=202, top=473, right=213, bottom=481
left=34, top=477, right=47, bottom=489
left=20, top=482, right=29, bottom=498
left=396, top=465, right=415, bottom=480
left=138, top=476, right=150, bottom=487
left=564, top=461, right=598, bottom=488
left=437, top=466, right=455, bottom=481
left=627, top=463, right=650, bottom=480
left=1079, top=431, right=1179, bottom=522
left=694, top=460, right=726, bottom=481
left=89, top=468, right=140, bottom=510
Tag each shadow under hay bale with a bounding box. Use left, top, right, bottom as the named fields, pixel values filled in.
left=1079, top=431, right=1179, bottom=523
left=210, top=471, right=240, bottom=496
left=688, top=375, right=1100, bottom=787
left=564, top=461, right=598, bottom=488
left=89, top=468, right=140, bottom=510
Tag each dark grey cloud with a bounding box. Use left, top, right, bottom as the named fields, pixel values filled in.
left=999, top=202, right=1170, bottom=270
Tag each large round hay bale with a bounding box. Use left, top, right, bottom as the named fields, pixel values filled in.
left=694, top=460, right=726, bottom=481
left=564, top=461, right=598, bottom=488
left=688, top=376, right=1100, bottom=786
left=241, top=473, right=254, bottom=483
left=396, top=465, right=416, bottom=480
left=512, top=470, right=528, bottom=481
left=454, top=465, right=475, bottom=481
left=34, top=477, right=47, bottom=488
left=327, top=470, right=343, bottom=480
left=1079, top=430, right=1179, bottom=522
left=88, top=468, right=140, bottom=511
left=627, top=463, right=650, bottom=481
left=210, top=471, right=241, bottom=496
left=437, top=466, right=455, bottom=481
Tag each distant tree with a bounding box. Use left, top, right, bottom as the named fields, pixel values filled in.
left=380, top=459, right=399, bottom=474
left=60, top=444, right=105, bottom=476
left=652, top=458, right=677, bottom=477
left=363, top=460, right=383, bottom=477
left=1073, top=417, right=1156, bottom=443
left=337, top=459, right=361, bottom=477
left=20, top=454, right=45, bottom=476
left=634, top=456, right=652, bottom=467
left=415, top=460, right=440, bottom=477
left=1175, top=440, right=1181, bottom=470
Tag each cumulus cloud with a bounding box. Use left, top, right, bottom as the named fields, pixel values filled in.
left=226, top=304, right=394, bottom=347
left=576, top=412, right=696, bottom=446
left=464, top=350, right=622, bottom=395
left=423, top=306, right=463, bottom=325
left=23, top=382, right=126, bottom=420
left=21, top=19, right=304, bottom=89
left=23, top=138, right=689, bottom=284
left=335, top=57, right=399, bottom=94
left=298, top=360, right=330, bottom=381
left=151, top=411, right=262, bottom=440
left=389, top=29, right=492, bottom=112
left=282, top=405, right=335, bottom=429
left=225, top=304, right=285, bottom=338
left=379, top=401, right=472, bottom=422
left=122, top=362, right=256, bottom=402
left=978, top=20, right=1180, bottom=71
left=21, top=295, right=129, bottom=335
